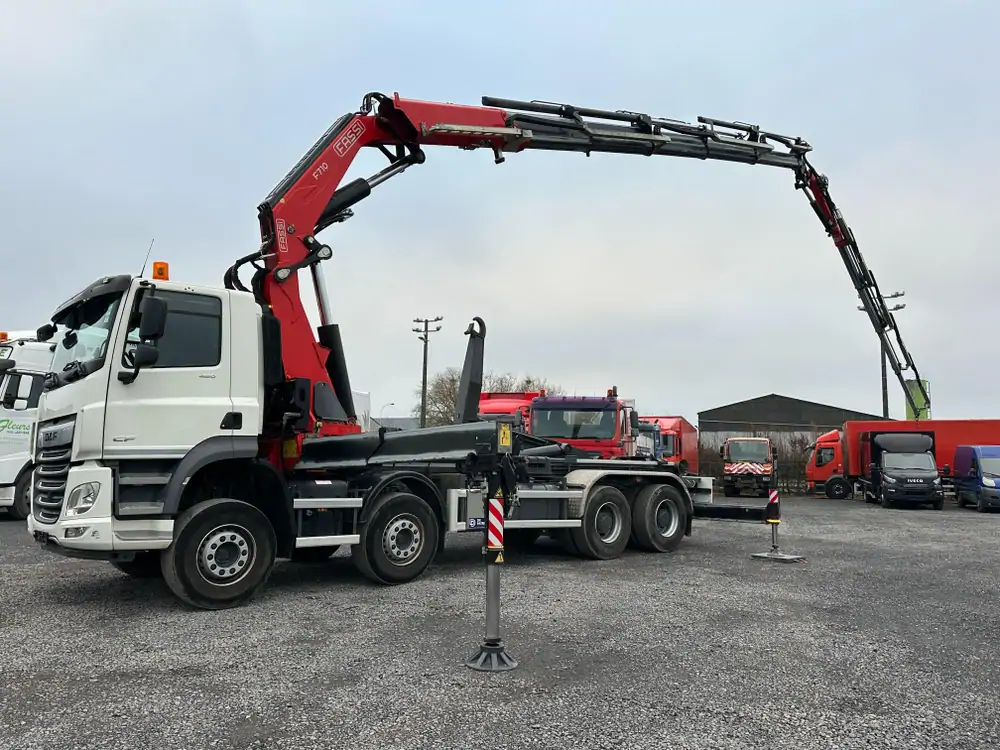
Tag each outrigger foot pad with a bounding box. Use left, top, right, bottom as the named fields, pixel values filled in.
left=751, top=550, right=806, bottom=563
left=465, top=641, right=518, bottom=672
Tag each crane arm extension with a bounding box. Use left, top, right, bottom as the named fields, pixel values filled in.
left=250, top=91, right=927, bottom=434
left=797, top=166, right=930, bottom=418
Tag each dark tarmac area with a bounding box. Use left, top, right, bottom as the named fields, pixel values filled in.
left=1, top=497, right=997, bottom=750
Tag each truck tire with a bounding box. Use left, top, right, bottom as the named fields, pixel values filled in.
left=976, top=492, right=988, bottom=513
left=290, top=546, right=341, bottom=563
left=631, top=483, right=687, bottom=553
left=351, top=491, right=438, bottom=585
left=161, top=498, right=277, bottom=610
left=554, top=529, right=581, bottom=556
left=7, top=473, right=31, bottom=521
left=571, top=485, right=631, bottom=561
left=879, top=492, right=893, bottom=509
left=933, top=496, right=945, bottom=511
left=111, top=551, right=164, bottom=578
left=825, top=477, right=851, bottom=500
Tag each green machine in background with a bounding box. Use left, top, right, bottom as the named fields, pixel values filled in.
left=905, top=379, right=932, bottom=420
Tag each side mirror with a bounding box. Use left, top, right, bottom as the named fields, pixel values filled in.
left=629, top=411, right=640, bottom=430
left=719, top=446, right=725, bottom=458
left=138, top=296, right=168, bottom=341
left=869, top=462, right=877, bottom=473
left=0, top=360, right=13, bottom=373
left=36, top=323, right=57, bottom=342
left=943, top=464, right=951, bottom=476
left=117, top=343, right=159, bottom=384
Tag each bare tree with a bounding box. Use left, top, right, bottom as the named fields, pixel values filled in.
left=412, top=368, right=565, bottom=427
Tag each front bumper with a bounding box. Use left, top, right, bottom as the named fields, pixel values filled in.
left=978, top=487, right=1000, bottom=509
left=27, top=463, right=174, bottom=558
left=884, top=484, right=943, bottom=504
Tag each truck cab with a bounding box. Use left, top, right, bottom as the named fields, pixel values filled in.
left=953, top=444, right=1000, bottom=512
left=719, top=436, right=776, bottom=497
left=864, top=433, right=943, bottom=509
left=642, top=416, right=698, bottom=475
left=529, top=387, right=640, bottom=459
left=804, top=429, right=849, bottom=499
left=0, top=335, right=60, bottom=520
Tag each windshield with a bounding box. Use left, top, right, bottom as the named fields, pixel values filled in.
left=49, top=293, right=122, bottom=375
left=882, top=452, right=936, bottom=471
left=727, top=440, right=770, bottom=462
left=979, top=457, right=1000, bottom=477
left=532, top=407, right=617, bottom=440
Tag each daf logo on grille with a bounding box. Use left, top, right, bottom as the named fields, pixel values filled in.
left=906, top=478, right=923, bottom=483
left=42, top=432, right=57, bottom=443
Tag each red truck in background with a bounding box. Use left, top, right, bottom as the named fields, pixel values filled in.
left=477, top=390, right=544, bottom=432
left=642, top=416, right=699, bottom=474
left=719, top=436, right=777, bottom=497
left=805, top=419, right=1000, bottom=499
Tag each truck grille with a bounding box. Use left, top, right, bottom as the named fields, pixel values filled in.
left=33, top=447, right=72, bottom=524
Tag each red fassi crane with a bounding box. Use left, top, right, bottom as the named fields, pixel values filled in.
left=225, top=91, right=930, bottom=455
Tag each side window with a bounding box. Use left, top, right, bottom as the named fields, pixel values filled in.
left=123, top=290, right=223, bottom=369
left=816, top=447, right=835, bottom=467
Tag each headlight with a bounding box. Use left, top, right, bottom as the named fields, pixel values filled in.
left=883, top=475, right=897, bottom=484
left=933, top=477, right=942, bottom=486
left=65, top=482, right=100, bottom=516
left=984, top=477, right=996, bottom=488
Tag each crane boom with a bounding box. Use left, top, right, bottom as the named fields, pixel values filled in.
left=227, top=91, right=929, bottom=441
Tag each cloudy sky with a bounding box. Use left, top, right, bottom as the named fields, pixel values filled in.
left=2, top=0, right=998, bottom=422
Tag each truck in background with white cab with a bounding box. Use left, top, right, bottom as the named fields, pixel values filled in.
left=0, top=335, right=60, bottom=519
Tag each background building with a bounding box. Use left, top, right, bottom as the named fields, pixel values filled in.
left=697, top=393, right=883, bottom=491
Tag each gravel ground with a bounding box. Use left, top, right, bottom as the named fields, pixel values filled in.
left=1, top=497, right=998, bottom=750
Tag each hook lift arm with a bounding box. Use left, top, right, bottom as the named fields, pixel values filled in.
left=227, top=91, right=928, bottom=443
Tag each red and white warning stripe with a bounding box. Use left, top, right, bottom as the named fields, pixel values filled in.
left=487, top=495, right=504, bottom=549
left=768, top=489, right=779, bottom=504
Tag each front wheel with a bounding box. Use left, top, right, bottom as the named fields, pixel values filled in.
left=7, top=473, right=31, bottom=521
left=351, top=491, right=439, bottom=584
left=825, top=477, right=851, bottom=500
left=631, top=483, right=688, bottom=553
left=571, top=485, right=631, bottom=560
left=161, top=498, right=277, bottom=610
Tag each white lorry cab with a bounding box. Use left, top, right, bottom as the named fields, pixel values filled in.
left=0, top=334, right=57, bottom=519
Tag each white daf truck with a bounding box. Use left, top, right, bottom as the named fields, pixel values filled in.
left=0, top=336, right=57, bottom=519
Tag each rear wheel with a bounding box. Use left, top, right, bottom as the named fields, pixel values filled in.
left=161, top=498, right=277, bottom=610
left=7, top=473, right=31, bottom=521
left=351, top=491, right=438, bottom=584
left=111, top=551, right=164, bottom=579
left=631, top=483, right=688, bottom=553
left=571, top=485, right=631, bottom=560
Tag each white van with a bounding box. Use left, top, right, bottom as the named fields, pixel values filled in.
left=0, top=336, right=56, bottom=519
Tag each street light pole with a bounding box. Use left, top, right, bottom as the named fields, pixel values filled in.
left=379, top=402, right=395, bottom=426
left=858, top=291, right=905, bottom=419
left=413, top=317, right=443, bottom=428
